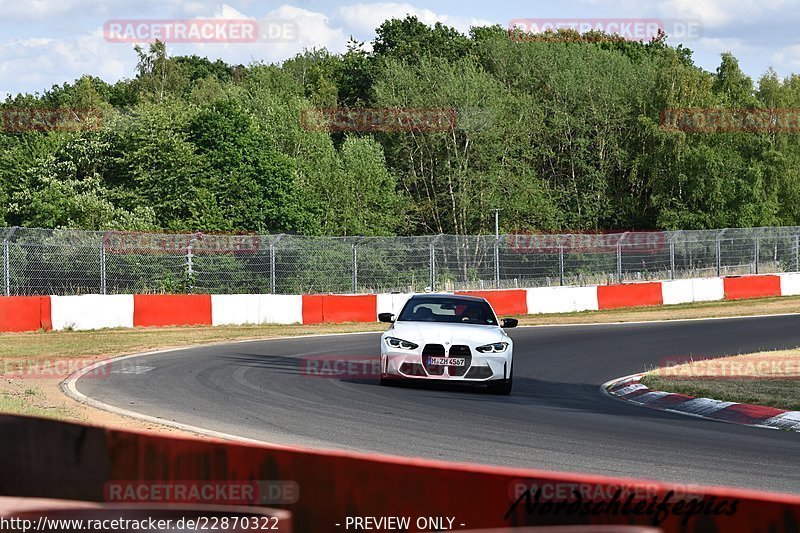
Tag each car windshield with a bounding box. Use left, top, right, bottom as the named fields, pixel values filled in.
left=397, top=298, right=497, bottom=325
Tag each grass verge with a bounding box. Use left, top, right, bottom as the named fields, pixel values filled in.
left=0, top=387, right=77, bottom=420
left=641, top=348, right=800, bottom=411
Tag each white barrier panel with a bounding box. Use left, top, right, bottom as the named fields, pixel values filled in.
left=780, top=273, right=800, bottom=296
left=51, top=294, right=134, bottom=331
left=212, top=294, right=303, bottom=325
left=661, top=280, right=693, bottom=305
left=258, top=294, right=303, bottom=324
left=376, top=293, right=414, bottom=319
left=526, top=286, right=598, bottom=314
left=662, top=278, right=724, bottom=305
left=692, top=277, right=725, bottom=302
left=211, top=294, right=260, bottom=326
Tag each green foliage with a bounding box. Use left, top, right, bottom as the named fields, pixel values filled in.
left=0, top=17, right=799, bottom=239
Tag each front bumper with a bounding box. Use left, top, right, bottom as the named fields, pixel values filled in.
left=381, top=346, right=511, bottom=382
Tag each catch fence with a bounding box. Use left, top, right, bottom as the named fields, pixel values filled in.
left=1, top=227, right=799, bottom=295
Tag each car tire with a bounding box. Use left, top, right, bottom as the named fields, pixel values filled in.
left=489, top=366, right=513, bottom=395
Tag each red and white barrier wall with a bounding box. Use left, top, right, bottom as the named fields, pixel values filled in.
left=2, top=414, right=800, bottom=533
left=2, top=273, right=799, bottom=332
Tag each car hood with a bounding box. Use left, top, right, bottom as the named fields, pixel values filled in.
left=387, top=321, right=507, bottom=346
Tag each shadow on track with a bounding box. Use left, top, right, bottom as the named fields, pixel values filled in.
left=215, top=351, right=716, bottom=426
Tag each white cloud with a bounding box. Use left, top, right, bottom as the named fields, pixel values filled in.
left=336, top=2, right=495, bottom=35
left=0, top=29, right=131, bottom=97
left=0, top=0, right=101, bottom=21
left=165, top=4, right=348, bottom=65
left=0, top=2, right=352, bottom=96
left=576, top=0, right=800, bottom=28
left=772, top=44, right=800, bottom=70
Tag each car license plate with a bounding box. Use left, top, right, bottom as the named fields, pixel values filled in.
left=428, top=357, right=466, bottom=366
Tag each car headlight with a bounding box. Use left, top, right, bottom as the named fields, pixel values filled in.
left=476, top=342, right=509, bottom=353
left=384, top=336, right=419, bottom=350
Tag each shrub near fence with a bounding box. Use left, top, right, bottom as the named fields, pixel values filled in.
left=1, top=226, right=799, bottom=296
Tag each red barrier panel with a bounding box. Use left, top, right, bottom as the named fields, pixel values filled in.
left=301, top=295, right=324, bottom=324
left=455, top=290, right=528, bottom=316
left=133, top=294, right=212, bottom=327
left=723, top=275, right=781, bottom=300
left=39, top=295, right=52, bottom=331
left=0, top=296, right=51, bottom=332
left=597, top=283, right=663, bottom=310
left=1, top=415, right=800, bottom=533
left=302, top=294, right=377, bottom=324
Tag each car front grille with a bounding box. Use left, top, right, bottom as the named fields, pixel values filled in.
left=421, top=344, right=446, bottom=375
left=447, top=345, right=471, bottom=377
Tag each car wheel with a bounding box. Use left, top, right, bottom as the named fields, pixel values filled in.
left=489, top=366, right=513, bottom=395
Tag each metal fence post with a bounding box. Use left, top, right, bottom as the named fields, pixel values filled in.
left=186, top=232, right=199, bottom=294
left=429, top=234, right=444, bottom=291
left=715, top=231, right=723, bottom=277
left=616, top=232, right=628, bottom=283
left=2, top=227, right=17, bottom=297
left=795, top=235, right=799, bottom=273
left=559, top=243, right=565, bottom=286
left=270, top=234, right=284, bottom=294
left=352, top=240, right=358, bottom=293
left=494, top=237, right=501, bottom=289
left=99, top=235, right=107, bottom=295
left=754, top=233, right=760, bottom=274
left=429, top=241, right=435, bottom=291
left=669, top=232, right=677, bottom=280
left=2, top=238, right=7, bottom=297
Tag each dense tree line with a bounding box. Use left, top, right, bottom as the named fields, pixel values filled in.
left=2, top=18, right=800, bottom=236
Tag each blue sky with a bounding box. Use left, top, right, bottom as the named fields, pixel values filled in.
left=1, top=0, right=798, bottom=98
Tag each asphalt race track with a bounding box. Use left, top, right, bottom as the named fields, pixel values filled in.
left=76, top=315, right=800, bottom=494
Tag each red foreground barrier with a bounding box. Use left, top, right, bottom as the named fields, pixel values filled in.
left=0, top=497, right=292, bottom=532
left=597, top=283, right=663, bottom=310
left=301, top=294, right=377, bottom=324
left=132, top=294, right=212, bottom=327
left=455, top=290, right=528, bottom=316
left=1, top=415, right=799, bottom=533
left=0, top=296, right=51, bottom=332
left=723, top=275, right=782, bottom=300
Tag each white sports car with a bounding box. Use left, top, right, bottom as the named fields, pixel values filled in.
left=379, top=294, right=517, bottom=395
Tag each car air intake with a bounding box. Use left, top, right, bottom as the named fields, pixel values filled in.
left=399, top=362, right=426, bottom=377
left=464, top=366, right=493, bottom=380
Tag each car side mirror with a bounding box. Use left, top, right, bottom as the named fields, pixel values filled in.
left=501, top=318, right=518, bottom=328
left=378, top=313, right=395, bottom=323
